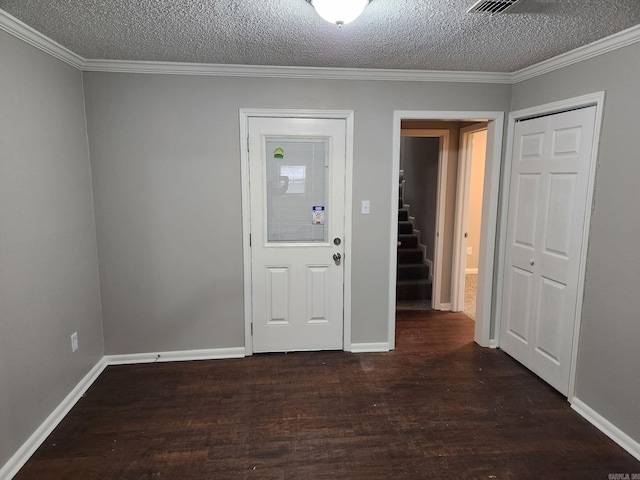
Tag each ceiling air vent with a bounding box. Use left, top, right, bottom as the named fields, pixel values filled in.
left=468, top=0, right=521, bottom=14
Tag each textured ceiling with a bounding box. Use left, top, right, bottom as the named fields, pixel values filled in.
left=1, top=0, right=639, bottom=72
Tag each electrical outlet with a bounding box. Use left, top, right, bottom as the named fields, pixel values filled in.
left=71, top=332, right=78, bottom=352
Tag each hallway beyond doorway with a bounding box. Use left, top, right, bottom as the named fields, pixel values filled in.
left=463, top=273, right=477, bottom=319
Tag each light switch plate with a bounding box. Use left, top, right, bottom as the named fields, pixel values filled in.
left=71, top=332, right=78, bottom=352
left=362, top=200, right=370, bottom=214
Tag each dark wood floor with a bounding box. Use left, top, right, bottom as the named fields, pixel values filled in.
left=15, top=310, right=639, bottom=479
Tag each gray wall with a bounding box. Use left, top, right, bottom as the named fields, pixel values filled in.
left=0, top=31, right=104, bottom=468
left=83, top=72, right=511, bottom=351
left=511, top=42, right=640, bottom=443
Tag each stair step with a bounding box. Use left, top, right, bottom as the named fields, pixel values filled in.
left=397, top=248, right=423, bottom=264
left=397, top=263, right=430, bottom=281
left=397, top=234, right=418, bottom=249
left=396, top=279, right=432, bottom=300
left=398, top=209, right=409, bottom=222
left=398, top=221, right=413, bottom=234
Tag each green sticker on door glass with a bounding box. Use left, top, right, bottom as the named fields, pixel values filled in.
left=274, top=147, right=284, bottom=159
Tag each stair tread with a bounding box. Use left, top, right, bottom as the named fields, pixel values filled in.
left=396, top=204, right=431, bottom=300
left=396, top=279, right=432, bottom=300
left=397, top=278, right=432, bottom=285
left=397, top=235, right=418, bottom=249
left=397, top=265, right=430, bottom=272
left=397, top=249, right=424, bottom=264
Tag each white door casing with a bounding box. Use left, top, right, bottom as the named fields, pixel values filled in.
left=247, top=116, right=347, bottom=353
left=390, top=111, right=504, bottom=349
left=499, top=105, right=597, bottom=395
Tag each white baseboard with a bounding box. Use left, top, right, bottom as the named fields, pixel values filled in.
left=105, top=347, right=246, bottom=365
left=350, top=342, right=390, bottom=353
left=571, top=396, right=640, bottom=461
left=425, top=259, right=434, bottom=281
left=0, top=358, right=107, bottom=480
left=1, top=347, right=247, bottom=479
left=465, top=268, right=478, bottom=275
left=489, top=339, right=498, bottom=349
left=435, top=303, right=452, bottom=311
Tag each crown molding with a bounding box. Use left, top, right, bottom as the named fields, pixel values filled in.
left=82, top=59, right=512, bottom=83
left=2, top=6, right=639, bottom=85
left=0, top=9, right=84, bottom=69
left=512, top=24, right=640, bottom=83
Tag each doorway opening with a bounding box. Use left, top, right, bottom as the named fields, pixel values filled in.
left=389, top=111, right=505, bottom=349
left=452, top=124, right=489, bottom=319
left=396, top=129, right=449, bottom=312
left=395, top=121, right=488, bottom=316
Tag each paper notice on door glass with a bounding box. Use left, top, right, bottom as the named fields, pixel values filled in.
left=312, top=206, right=325, bottom=225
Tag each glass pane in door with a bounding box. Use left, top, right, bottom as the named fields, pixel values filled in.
left=265, top=138, right=329, bottom=243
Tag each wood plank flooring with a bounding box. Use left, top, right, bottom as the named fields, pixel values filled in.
left=14, top=310, right=640, bottom=479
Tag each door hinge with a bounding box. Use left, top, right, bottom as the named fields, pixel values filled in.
left=249, top=233, right=252, bottom=247
left=247, top=136, right=250, bottom=153
left=250, top=323, right=253, bottom=335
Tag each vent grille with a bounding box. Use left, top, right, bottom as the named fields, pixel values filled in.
left=468, top=0, right=521, bottom=14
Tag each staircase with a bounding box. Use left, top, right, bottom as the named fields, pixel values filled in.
left=397, top=175, right=432, bottom=302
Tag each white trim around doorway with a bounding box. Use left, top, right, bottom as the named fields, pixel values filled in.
left=390, top=111, right=504, bottom=349
left=239, top=109, right=355, bottom=355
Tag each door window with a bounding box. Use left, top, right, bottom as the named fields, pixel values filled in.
left=265, top=138, right=329, bottom=243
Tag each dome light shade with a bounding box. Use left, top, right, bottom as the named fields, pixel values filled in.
left=311, top=0, right=369, bottom=26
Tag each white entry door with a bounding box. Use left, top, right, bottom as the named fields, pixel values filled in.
left=500, top=106, right=596, bottom=395
left=248, top=117, right=346, bottom=353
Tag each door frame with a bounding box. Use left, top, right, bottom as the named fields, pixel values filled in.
left=239, top=109, right=355, bottom=356
left=495, top=92, right=605, bottom=400
left=400, top=129, right=450, bottom=310
left=451, top=123, right=488, bottom=312
left=390, top=111, right=505, bottom=348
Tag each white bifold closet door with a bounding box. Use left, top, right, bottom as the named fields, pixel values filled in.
left=500, top=106, right=596, bottom=395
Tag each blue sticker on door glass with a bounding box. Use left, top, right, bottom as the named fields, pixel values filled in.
left=312, top=206, right=325, bottom=225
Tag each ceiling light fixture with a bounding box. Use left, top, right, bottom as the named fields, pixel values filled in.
left=311, top=0, right=370, bottom=26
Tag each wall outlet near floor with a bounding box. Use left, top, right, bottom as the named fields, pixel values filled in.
left=71, top=332, right=78, bottom=352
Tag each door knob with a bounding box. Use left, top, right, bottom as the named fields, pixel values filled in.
left=333, top=253, right=342, bottom=265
